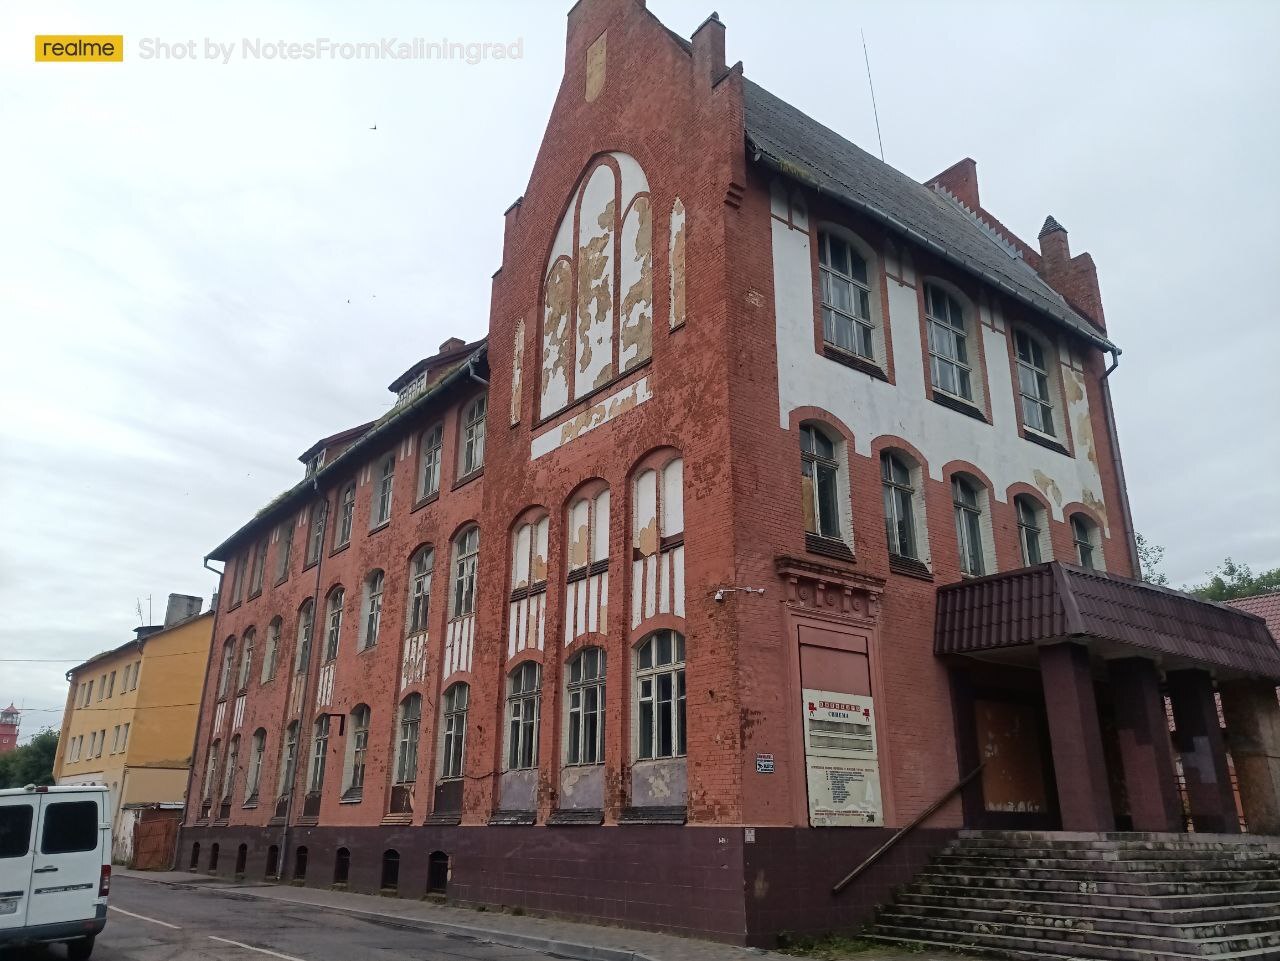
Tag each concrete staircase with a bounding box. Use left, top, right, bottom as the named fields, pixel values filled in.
left=868, top=830, right=1280, bottom=960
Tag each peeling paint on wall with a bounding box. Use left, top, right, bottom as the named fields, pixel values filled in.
left=1032, top=470, right=1063, bottom=507
left=531, top=377, right=652, bottom=460
left=541, top=259, right=572, bottom=416
left=585, top=31, right=606, bottom=103
left=669, top=198, right=686, bottom=329
left=576, top=165, right=616, bottom=398
left=510, top=319, right=524, bottom=426
left=620, top=196, right=653, bottom=370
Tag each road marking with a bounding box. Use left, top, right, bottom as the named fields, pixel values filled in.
left=208, top=935, right=307, bottom=961
left=109, top=905, right=181, bottom=929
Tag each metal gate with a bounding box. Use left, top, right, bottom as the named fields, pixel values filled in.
left=131, top=811, right=180, bottom=870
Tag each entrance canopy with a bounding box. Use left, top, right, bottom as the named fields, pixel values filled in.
left=936, top=562, right=1280, bottom=680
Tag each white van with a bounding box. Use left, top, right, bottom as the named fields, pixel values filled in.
left=0, top=785, right=110, bottom=959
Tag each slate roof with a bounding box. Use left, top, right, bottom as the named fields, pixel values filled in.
left=741, top=79, right=1118, bottom=353
left=935, top=563, right=1280, bottom=680
left=1227, top=592, right=1280, bottom=642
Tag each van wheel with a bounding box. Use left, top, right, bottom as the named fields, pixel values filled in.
left=67, top=935, right=95, bottom=960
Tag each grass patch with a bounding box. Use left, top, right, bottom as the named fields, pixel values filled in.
left=776, top=933, right=888, bottom=958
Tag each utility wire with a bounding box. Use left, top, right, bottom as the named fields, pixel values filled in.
left=861, top=29, right=885, bottom=162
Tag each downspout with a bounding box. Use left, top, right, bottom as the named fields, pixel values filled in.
left=178, top=556, right=224, bottom=870
left=467, top=352, right=489, bottom=387
left=1101, top=348, right=1142, bottom=577
left=279, top=483, right=328, bottom=878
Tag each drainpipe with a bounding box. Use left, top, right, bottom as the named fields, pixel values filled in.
left=178, top=556, right=224, bottom=870
left=467, top=352, right=489, bottom=387
left=1100, top=348, right=1142, bottom=577
left=279, top=484, right=328, bottom=879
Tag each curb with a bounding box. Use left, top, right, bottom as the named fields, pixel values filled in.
left=122, top=872, right=658, bottom=961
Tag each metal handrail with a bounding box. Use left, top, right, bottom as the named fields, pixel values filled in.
left=831, top=762, right=985, bottom=895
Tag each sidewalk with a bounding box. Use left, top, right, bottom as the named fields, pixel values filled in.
left=115, top=868, right=970, bottom=961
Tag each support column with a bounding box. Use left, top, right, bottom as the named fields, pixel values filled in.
left=1109, top=658, right=1183, bottom=831
left=1039, top=642, right=1114, bottom=831
left=1167, top=669, right=1240, bottom=834
left=1219, top=679, right=1280, bottom=835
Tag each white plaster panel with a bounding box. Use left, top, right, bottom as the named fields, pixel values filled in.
left=531, top=376, right=652, bottom=460
left=771, top=221, right=1108, bottom=525
left=575, top=163, right=616, bottom=399
left=619, top=196, right=653, bottom=371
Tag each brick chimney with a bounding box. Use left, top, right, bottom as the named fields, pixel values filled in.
left=928, top=158, right=980, bottom=210
left=438, top=337, right=466, bottom=355
left=1036, top=216, right=1106, bottom=331
left=692, top=12, right=726, bottom=84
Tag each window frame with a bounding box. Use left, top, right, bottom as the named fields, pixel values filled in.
left=418, top=424, right=444, bottom=500
left=323, top=589, right=344, bottom=663
left=1014, top=329, right=1057, bottom=438
left=1015, top=495, right=1048, bottom=566
left=347, top=705, right=370, bottom=796
left=278, top=722, right=299, bottom=798
left=308, top=714, right=330, bottom=795
left=294, top=601, right=315, bottom=675
left=406, top=547, right=434, bottom=636
left=925, top=283, right=975, bottom=403
left=306, top=501, right=326, bottom=567
left=246, top=729, right=266, bottom=802
left=394, top=695, right=422, bottom=786
left=262, top=618, right=282, bottom=683
left=335, top=482, right=356, bottom=548
left=236, top=628, right=255, bottom=693
left=634, top=631, right=687, bottom=761
left=506, top=662, right=541, bottom=771
left=881, top=452, right=919, bottom=561
left=951, top=475, right=986, bottom=577
left=817, top=228, right=877, bottom=362
left=275, top=519, right=294, bottom=583
left=440, top=683, right=469, bottom=780
left=1071, top=513, right=1102, bottom=570
left=460, top=395, right=487, bottom=477
left=450, top=527, right=480, bottom=619
left=372, top=455, right=395, bottom=528
left=800, top=423, right=844, bottom=542
left=249, top=537, right=268, bottom=596
left=362, top=570, right=384, bottom=650
left=566, top=647, right=606, bottom=766
left=217, top=639, right=236, bottom=699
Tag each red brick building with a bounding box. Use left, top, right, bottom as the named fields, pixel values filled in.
left=182, top=0, right=1280, bottom=944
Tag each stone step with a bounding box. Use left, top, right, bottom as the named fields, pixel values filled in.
left=912, top=871, right=1280, bottom=897
left=895, top=890, right=1280, bottom=926
left=957, top=831, right=1280, bottom=853
left=879, top=904, right=1280, bottom=949
left=931, top=858, right=1280, bottom=883
left=906, top=880, right=1280, bottom=912
left=867, top=929, right=1280, bottom=961
left=939, top=847, right=1280, bottom=866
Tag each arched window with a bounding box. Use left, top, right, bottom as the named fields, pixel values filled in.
left=261, top=617, right=282, bottom=683
left=461, top=395, right=487, bottom=476
left=246, top=728, right=266, bottom=802
left=203, top=740, right=220, bottom=802
left=632, top=456, right=685, bottom=625
left=333, top=847, right=351, bottom=885
left=566, top=487, right=610, bottom=643
left=249, top=536, right=268, bottom=596
left=925, top=284, right=972, bottom=401
left=1071, top=513, right=1102, bottom=570
left=450, top=527, right=480, bottom=618
left=509, top=515, right=549, bottom=655
left=223, top=735, right=240, bottom=802
left=323, top=589, right=344, bottom=662
left=294, top=601, right=314, bottom=675
left=371, top=454, right=395, bottom=527
left=278, top=721, right=299, bottom=798
left=440, top=683, right=469, bottom=779
left=381, top=849, right=400, bottom=891
left=293, top=845, right=307, bottom=881
left=394, top=695, right=421, bottom=786
left=308, top=715, right=329, bottom=794
left=635, top=631, right=686, bottom=760
left=335, top=482, right=356, bottom=548
left=1015, top=495, right=1049, bottom=566
left=881, top=452, right=919, bottom=560
left=418, top=424, right=444, bottom=500
left=818, top=230, right=874, bottom=360
left=275, top=519, right=294, bottom=582
left=217, top=638, right=236, bottom=698
left=236, top=628, right=255, bottom=693
left=406, top=547, right=434, bottom=635
left=343, top=705, right=370, bottom=799
left=1014, top=329, right=1056, bottom=436
left=361, top=570, right=384, bottom=650
left=306, top=500, right=326, bottom=566
left=506, top=662, right=541, bottom=770
left=952, top=475, right=987, bottom=577
left=566, top=648, right=605, bottom=765
left=800, top=424, right=842, bottom=541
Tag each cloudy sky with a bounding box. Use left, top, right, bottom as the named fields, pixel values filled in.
left=2, top=0, right=1277, bottom=740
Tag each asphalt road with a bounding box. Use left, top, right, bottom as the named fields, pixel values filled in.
left=7, top=876, right=557, bottom=961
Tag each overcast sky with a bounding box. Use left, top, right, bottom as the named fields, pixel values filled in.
left=2, top=0, right=1277, bottom=741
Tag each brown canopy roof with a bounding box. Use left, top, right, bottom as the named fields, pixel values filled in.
left=936, top=563, right=1280, bottom=680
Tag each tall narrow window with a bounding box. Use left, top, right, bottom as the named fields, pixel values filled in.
left=635, top=630, right=686, bottom=760
left=262, top=618, right=282, bottom=683
left=279, top=723, right=298, bottom=797
left=451, top=527, right=480, bottom=617
left=372, top=455, right=395, bottom=527
left=249, top=537, right=268, bottom=596
left=800, top=424, right=841, bottom=540
left=506, top=662, right=541, bottom=770
left=461, top=396, right=487, bottom=476
left=407, top=548, right=433, bottom=635
left=1016, top=495, right=1046, bottom=566
left=246, top=729, right=266, bottom=801
left=440, top=683, right=469, bottom=779
left=362, top=571, right=383, bottom=650
left=295, top=601, right=314, bottom=675
left=926, top=284, right=972, bottom=401
left=567, top=648, right=605, bottom=765
left=223, top=735, right=240, bottom=802
left=1071, top=513, right=1099, bottom=570
left=952, top=476, right=985, bottom=576
left=308, top=715, right=329, bottom=794
left=236, top=628, right=255, bottom=692
left=881, top=453, right=918, bottom=560
left=231, top=552, right=246, bottom=606
left=120, top=723, right=130, bottom=751
left=217, top=639, right=236, bottom=698
left=335, top=482, right=355, bottom=547
left=1015, top=330, right=1056, bottom=436
left=306, top=501, right=326, bottom=566
left=324, top=589, right=344, bottom=662
left=395, top=695, right=421, bottom=785
left=818, top=231, right=874, bottom=360
left=275, top=519, right=294, bottom=582
left=204, top=741, right=220, bottom=801
left=346, top=705, right=370, bottom=797
left=418, top=425, right=443, bottom=500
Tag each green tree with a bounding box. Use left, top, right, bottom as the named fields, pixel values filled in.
left=1135, top=532, right=1169, bottom=587
left=0, top=729, right=59, bottom=789
left=1191, top=558, right=1280, bottom=602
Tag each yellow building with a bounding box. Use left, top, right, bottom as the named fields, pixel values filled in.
left=54, top=594, right=213, bottom=860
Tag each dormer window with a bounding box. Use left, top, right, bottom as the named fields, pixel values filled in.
left=396, top=371, right=428, bottom=407
left=305, top=451, right=326, bottom=477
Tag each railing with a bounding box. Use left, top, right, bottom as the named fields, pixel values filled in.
left=831, top=762, right=984, bottom=896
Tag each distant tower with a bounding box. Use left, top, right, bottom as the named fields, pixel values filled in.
left=0, top=704, right=18, bottom=755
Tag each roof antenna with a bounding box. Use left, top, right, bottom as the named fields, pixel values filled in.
left=861, top=29, right=885, bottom=162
